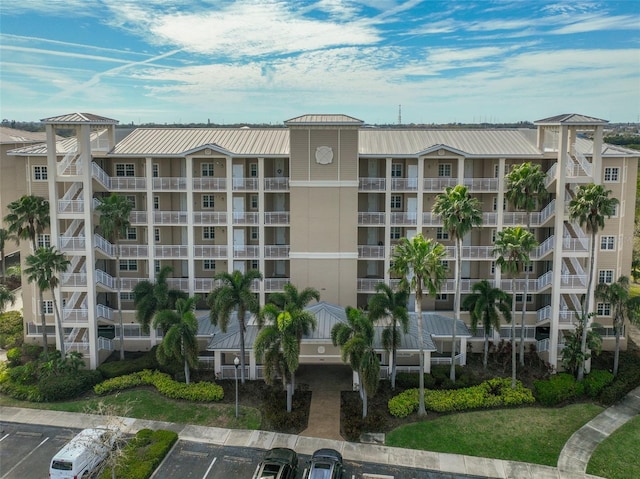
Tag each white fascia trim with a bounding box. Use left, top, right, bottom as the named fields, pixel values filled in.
left=289, top=180, right=359, bottom=187
left=289, top=252, right=359, bottom=259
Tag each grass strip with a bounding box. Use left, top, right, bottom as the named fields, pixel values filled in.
left=587, top=414, right=640, bottom=479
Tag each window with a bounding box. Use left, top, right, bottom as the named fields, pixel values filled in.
left=126, top=228, right=137, bottom=240
left=436, top=227, right=449, bottom=240
left=203, top=226, right=215, bottom=240
left=436, top=294, right=448, bottom=301
left=491, top=229, right=497, bottom=243
left=494, top=164, right=500, bottom=178
left=600, top=235, right=616, bottom=251
left=115, top=164, right=135, bottom=177
left=250, top=195, right=258, bottom=209
left=251, top=260, right=259, bottom=270
left=599, top=270, right=614, bottom=284
left=152, top=163, right=159, bottom=178
left=37, top=234, right=51, bottom=248
left=250, top=227, right=258, bottom=240
left=126, top=195, right=136, bottom=209
left=515, top=294, right=533, bottom=303
left=153, top=196, right=159, bottom=210
left=41, top=300, right=54, bottom=315
left=491, top=261, right=496, bottom=275
left=154, top=260, right=160, bottom=273
left=493, top=197, right=507, bottom=211
left=120, top=292, right=135, bottom=301
left=611, top=204, right=618, bottom=217
left=119, top=260, right=138, bottom=271
left=33, top=165, right=48, bottom=180
left=250, top=163, right=258, bottom=177
left=202, top=194, right=215, bottom=208
left=203, top=259, right=216, bottom=271
left=603, top=167, right=619, bottom=182
left=524, top=262, right=534, bottom=273
left=390, top=227, right=401, bottom=240
left=440, top=260, right=449, bottom=271
left=438, top=164, right=451, bottom=177
left=202, top=163, right=215, bottom=177
left=154, top=228, right=160, bottom=243
left=597, top=303, right=612, bottom=316
left=390, top=195, right=402, bottom=209
left=391, top=164, right=403, bottom=177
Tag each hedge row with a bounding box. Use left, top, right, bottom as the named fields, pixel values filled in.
left=94, top=369, right=224, bottom=401
left=100, top=429, right=178, bottom=479
left=97, top=351, right=160, bottom=379
left=534, top=370, right=614, bottom=406
left=388, top=378, right=535, bottom=417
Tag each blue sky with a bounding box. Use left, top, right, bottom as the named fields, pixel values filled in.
left=1, top=0, right=639, bottom=125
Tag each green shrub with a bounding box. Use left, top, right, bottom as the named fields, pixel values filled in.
left=599, top=353, right=640, bottom=405
left=394, top=373, right=436, bottom=389
left=98, top=350, right=159, bottom=379
left=6, top=347, right=22, bottom=367
left=7, top=363, right=38, bottom=385
left=38, top=370, right=103, bottom=401
left=0, top=379, right=43, bottom=401
left=534, top=373, right=584, bottom=406
left=388, top=388, right=419, bottom=417
left=583, top=370, right=614, bottom=398
left=0, top=311, right=24, bottom=349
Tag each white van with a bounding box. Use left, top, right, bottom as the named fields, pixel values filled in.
left=49, top=428, right=118, bottom=479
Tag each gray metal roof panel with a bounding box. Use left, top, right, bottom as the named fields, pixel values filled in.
left=41, top=113, right=119, bottom=124
left=285, top=114, right=364, bottom=126
left=0, top=127, right=49, bottom=144
left=534, top=113, right=608, bottom=126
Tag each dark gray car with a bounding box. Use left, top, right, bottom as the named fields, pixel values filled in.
left=252, top=447, right=298, bottom=479
left=306, top=448, right=343, bottom=479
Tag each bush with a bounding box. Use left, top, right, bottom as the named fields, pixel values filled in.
left=6, top=347, right=22, bottom=367
left=583, top=370, right=614, bottom=398
left=599, top=354, right=640, bottom=405
left=94, top=370, right=224, bottom=401
left=38, top=370, right=103, bottom=401
left=7, top=363, right=38, bottom=385
left=0, top=311, right=23, bottom=349
left=395, top=373, right=436, bottom=389
left=534, top=373, right=584, bottom=406
left=98, top=350, right=160, bottom=379
left=388, top=388, right=419, bottom=417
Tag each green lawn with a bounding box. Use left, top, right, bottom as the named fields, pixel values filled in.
left=588, top=415, right=640, bottom=479
left=630, top=282, right=640, bottom=299
left=385, top=404, right=603, bottom=466
left=0, top=389, right=262, bottom=430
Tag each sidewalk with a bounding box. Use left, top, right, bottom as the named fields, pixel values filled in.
left=0, top=405, right=605, bottom=479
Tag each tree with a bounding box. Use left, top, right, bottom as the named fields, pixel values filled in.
left=368, top=283, right=409, bottom=389
left=331, top=307, right=379, bottom=419
left=561, top=319, right=602, bottom=377
left=494, top=226, right=537, bottom=388
left=207, top=269, right=262, bottom=384
left=5, top=195, right=51, bottom=352
left=595, top=276, right=637, bottom=376
left=432, top=184, right=482, bottom=381
left=154, top=296, right=199, bottom=384
left=255, top=304, right=300, bottom=412
left=462, top=280, right=512, bottom=369
left=266, top=283, right=319, bottom=392
left=24, top=247, right=70, bottom=359
left=133, top=265, right=187, bottom=334
left=568, top=183, right=619, bottom=381
left=506, top=162, right=549, bottom=365
left=391, top=234, right=446, bottom=416
left=0, top=227, right=16, bottom=282
left=0, top=284, right=16, bottom=313
left=97, top=193, right=133, bottom=361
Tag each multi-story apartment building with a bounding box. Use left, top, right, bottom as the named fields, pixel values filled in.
left=4, top=112, right=637, bottom=374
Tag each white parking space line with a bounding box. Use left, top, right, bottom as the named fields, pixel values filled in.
left=202, top=456, right=217, bottom=479
left=0, top=436, right=49, bottom=479
left=0, top=434, right=9, bottom=442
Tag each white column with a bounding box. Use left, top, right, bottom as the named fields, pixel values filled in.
left=592, top=126, right=603, bottom=184
left=457, top=156, right=464, bottom=184
left=214, top=350, right=222, bottom=378
left=460, top=337, right=467, bottom=365
left=384, top=158, right=392, bottom=283
left=495, top=158, right=505, bottom=287
left=416, top=156, right=424, bottom=234
left=258, top=157, right=265, bottom=304
left=145, top=157, right=158, bottom=346
left=185, top=156, right=195, bottom=297
left=46, top=124, right=60, bottom=354
left=249, top=349, right=257, bottom=380
left=226, top=156, right=234, bottom=273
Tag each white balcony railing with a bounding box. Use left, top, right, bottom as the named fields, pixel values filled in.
left=61, top=273, right=88, bottom=287
left=63, top=308, right=88, bottom=323
left=390, top=212, right=418, bottom=225
left=95, top=269, right=115, bottom=289
left=233, top=245, right=260, bottom=258
left=423, top=178, right=458, bottom=191
left=193, top=212, right=227, bottom=224
left=358, top=178, right=385, bottom=191
left=264, top=245, right=290, bottom=258
left=155, top=245, right=188, bottom=258
left=58, top=200, right=84, bottom=214
left=110, top=177, right=146, bottom=190
left=154, top=211, right=189, bottom=224
left=129, top=211, right=148, bottom=224
left=264, top=212, right=289, bottom=225
left=264, top=178, right=289, bottom=191
left=264, top=278, right=289, bottom=292
left=463, top=178, right=498, bottom=192
left=94, top=234, right=115, bottom=257
left=232, top=212, right=259, bottom=224
left=193, top=178, right=227, bottom=190
left=422, top=213, right=442, bottom=226
left=232, top=178, right=259, bottom=190
left=59, top=236, right=86, bottom=252
left=153, top=177, right=187, bottom=190
left=358, top=246, right=386, bottom=259
left=391, top=178, right=418, bottom=190
left=194, top=245, right=228, bottom=258
left=119, top=245, right=149, bottom=257
left=358, top=212, right=385, bottom=225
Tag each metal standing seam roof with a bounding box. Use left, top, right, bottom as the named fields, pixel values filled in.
left=7, top=130, right=110, bottom=156
left=0, top=127, right=50, bottom=144
left=534, top=113, right=608, bottom=126
left=40, top=112, right=119, bottom=124
left=284, top=114, right=364, bottom=126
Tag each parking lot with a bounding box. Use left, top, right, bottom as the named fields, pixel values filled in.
left=0, top=421, right=484, bottom=479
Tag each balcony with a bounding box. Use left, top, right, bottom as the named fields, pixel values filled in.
left=152, top=177, right=187, bottom=190
left=130, top=211, right=148, bottom=224
left=358, top=212, right=385, bottom=226
left=155, top=245, right=188, bottom=258
left=422, top=212, right=442, bottom=226
left=391, top=178, right=418, bottom=191
left=264, top=277, right=289, bottom=292
left=264, top=178, right=289, bottom=191
left=193, top=178, right=227, bottom=190
left=194, top=245, right=228, bottom=258
left=58, top=200, right=84, bottom=214
left=109, top=177, right=146, bottom=191
left=358, top=245, right=386, bottom=259
left=463, top=178, right=498, bottom=192
left=390, top=212, right=418, bottom=226
left=359, top=178, right=385, bottom=191
left=232, top=212, right=259, bottom=225
left=153, top=211, right=189, bottom=224
left=232, top=178, right=259, bottom=191
left=233, top=245, right=260, bottom=258
left=61, top=272, right=88, bottom=288
left=119, top=245, right=149, bottom=258
left=193, top=212, right=227, bottom=224
left=59, top=236, right=86, bottom=252
left=357, top=278, right=401, bottom=293
left=264, top=212, right=289, bottom=225
left=423, top=178, right=458, bottom=191
left=264, top=245, right=290, bottom=258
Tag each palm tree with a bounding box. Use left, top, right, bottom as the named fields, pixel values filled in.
left=255, top=304, right=301, bottom=412
left=154, top=296, right=199, bottom=384
left=506, top=162, right=549, bottom=365
left=569, top=183, right=619, bottom=381
left=97, top=193, right=133, bottom=361
left=266, top=283, right=318, bottom=393
left=0, top=284, right=16, bottom=313
left=133, top=265, right=187, bottom=333
left=24, top=247, right=70, bottom=359
left=207, top=269, right=263, bottom=384
left=493, top=226, right=537, bottom=388
left=368, top=283, right=409, bottom=389
left=331, top=307, right=379, bottom=419
left=0, top=227, right=16, bottom=283
left=391, top=234, right=446, bottom=416
left=432, top=184, right=482, bottom=381
left=4, top=195, right=50, bottom=253
left=462, top=280, right=511, bottom=369
left=595, top=276, right=639, bottom=376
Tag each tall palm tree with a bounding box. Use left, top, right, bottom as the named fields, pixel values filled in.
left=266, top=283, right=319, bottom=392
left=391, top=234, right=446, bottom=416
left=331, top=307, right=379, bottom=419
left=97, top=193, right=133, bottom=361
left=133, top=265, right=187, bottom=333
left=368, top=283, right=409, bottom=389
left=24, top=247, right=70, bottom=359
left=595, top=276, right=639, bottom=376
left=0, top=227, right=16, bottom=282
left=506, top=162, right=549, bottom=365
left=462, top=280, right=511, bottom=369
left=207, top=269, right=263, bottom=383
left=0, top=284, right=16, bottom=313
left=154, top=296, right=199, bottom=384
left=432, top=184, right=482, bottom=381
left=493, top=226, right=537, bottom=388
left=569, top=183, right=619, bottom=381
left=255, top=304, right=301, bottom=412
left=4, top=195, right=50, bottom=253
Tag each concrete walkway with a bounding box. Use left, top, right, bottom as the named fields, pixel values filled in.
left=557, top=385, right=640, bottom=474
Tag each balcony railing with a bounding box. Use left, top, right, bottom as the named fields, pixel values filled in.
left=155, top=245, right=188, bottom=258
left=194, top=245, right=228, bottom=258
left=463, top=178, right=498, bottom=192
left=152, top=177, right=187, bottom=190
left=58, top=200, right=84, bottom=214
left=193, top=178, right=227, bottom=190
left=264, top=212, right=289, bottom=225
left=359, top=178, right=385, bottom=191
left=391, top=178, right=418, bottom=191
left=422, top=212, right=442, bottom=226
left=110, top=177, right=146, bottom=190
left=61, top=272, right=87, bottom=287
left=94, top=234, right=115, bottom=257
left=95, top=269, right=115, bottom=290
left=358, top=212, right=385, bottom=225
left=264, top=245, right=290, bottom=258
left=232, top=212, right=259, bottom=224
left=193, top=212, right=227, bottom=224
left=423, top=178, right=458, bottom=191
left=264, top=278, right=289, bottom=292
left=233, top=245, right=260, bottom=258
left=358, top=246, right=386, bottom=259
left=232, top=178, right=259, bottom=190
left=390, top=212, right=418, bottom=225
left=130, top=211, right=148, bottom=224
left=153, top=211, right=189, bottom=224
left=264, top=178, right=289, bottom=191
left=119, top=245, right=149, bottom=257
left=59, top=236, right=86, bottom=252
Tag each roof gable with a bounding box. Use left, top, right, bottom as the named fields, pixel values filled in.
left=41, top=113, right=119, bottom=124
left=284, top=114, right=363, bottom=126
left=534, top=113, right=608, bottom=126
